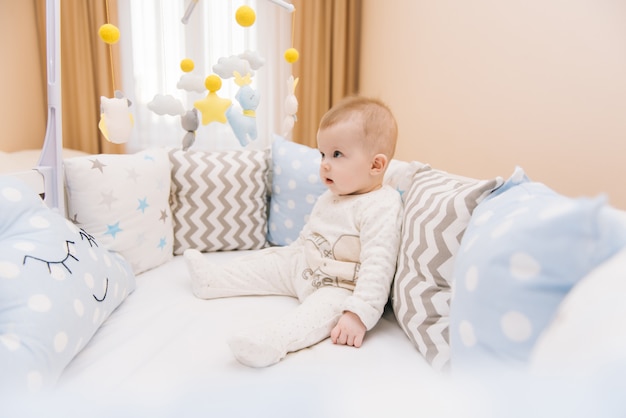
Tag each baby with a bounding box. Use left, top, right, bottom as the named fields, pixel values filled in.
left=184, top=96, right=403, bottom=367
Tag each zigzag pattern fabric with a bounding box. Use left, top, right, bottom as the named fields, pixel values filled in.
left=392, top=166, right=502, bottom=371
left=169, top=148, right=269, bottom=255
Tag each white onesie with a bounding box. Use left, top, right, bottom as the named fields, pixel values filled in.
left=185, top=184, right=403, bottom=367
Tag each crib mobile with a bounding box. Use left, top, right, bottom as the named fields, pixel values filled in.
left=99, top=0, right=299, bottom=151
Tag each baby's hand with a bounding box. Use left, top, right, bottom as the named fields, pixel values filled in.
left=330, top=311, right=366, bottom=348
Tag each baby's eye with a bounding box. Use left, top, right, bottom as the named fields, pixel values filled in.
left=319, top=151, right=325, bottom=158
left=333, top=151, right=342, bottom=158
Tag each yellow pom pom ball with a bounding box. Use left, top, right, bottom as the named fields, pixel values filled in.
left=284, top=48, right=299, bottom=64
left=180, top=58, right=195, bottom=73
left=205, top=75, right=222, bottom=92
left=235, top=6, right=256, bottom=27
left=98, top=23, right=120, bottom=45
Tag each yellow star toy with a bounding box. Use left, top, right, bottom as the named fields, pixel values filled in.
left=194, top=75, right=232, bottom=125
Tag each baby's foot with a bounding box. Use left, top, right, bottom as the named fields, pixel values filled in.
left=228, top=334, right=285, bottom=368
left=183, top=249, right=214, bottom=298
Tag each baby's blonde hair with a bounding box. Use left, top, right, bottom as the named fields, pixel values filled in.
left=318, top=96, right=398, bottom=159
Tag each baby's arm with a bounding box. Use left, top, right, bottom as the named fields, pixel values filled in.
left=340, top=188, right=403, bottom=334
left=330, top=311, right=366, bottom=347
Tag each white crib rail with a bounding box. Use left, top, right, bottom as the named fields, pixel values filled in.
left=34, top=0, right=64, bottom=213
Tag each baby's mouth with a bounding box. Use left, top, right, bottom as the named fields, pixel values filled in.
left=325, top=178, right=334, bottom=185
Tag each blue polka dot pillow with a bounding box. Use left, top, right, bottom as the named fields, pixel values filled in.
left=267, top=135, right=327, bottom=246
left=449, top=167, right=626, bottom=373
left=267, top=136, right=419, bottom=246
left=0, top=175, right=135, bottom=393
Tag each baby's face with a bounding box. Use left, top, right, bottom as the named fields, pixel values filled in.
left=317, top=120, right=379, bottom=196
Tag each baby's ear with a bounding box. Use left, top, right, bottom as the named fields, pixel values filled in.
left=371, top=154, right=388, bottom=174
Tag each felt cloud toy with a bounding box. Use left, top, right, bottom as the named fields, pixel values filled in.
left=147, top=94, right=185, bottom=116
left=239, top=50, right=266, bottom=71
left=98, top=91, right=133, bottom=144
left=213, top=55, right=253, bottom=79
left=226, top=71, right=260, bottom=147
left=146, top=95, right=199, bottom=150
left=176, top=73, right=206, bottom=93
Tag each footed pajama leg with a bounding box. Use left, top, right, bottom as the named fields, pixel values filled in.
left=228, top=286, right=352, bottom=367
left=184, top=246, right=304, bottom=299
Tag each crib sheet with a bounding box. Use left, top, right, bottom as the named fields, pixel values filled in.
left=49, top=251, right=466, bottom=417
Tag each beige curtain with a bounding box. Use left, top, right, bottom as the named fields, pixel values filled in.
left=290, top=0, right=361, bottom=148
left=37, top=0, right=124, bottom=154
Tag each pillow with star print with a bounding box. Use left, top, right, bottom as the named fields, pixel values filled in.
left=64, top=148, right=173, bottom=274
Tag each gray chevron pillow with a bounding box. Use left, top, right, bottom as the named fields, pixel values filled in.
left=392, top=166, right=503, bottom=371
left=168, top=148, right=270, bottom=255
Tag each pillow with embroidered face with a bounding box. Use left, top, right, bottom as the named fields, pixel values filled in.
left=64, top=148, right=173, bottom=274
left=0, top=175, right=135, bottom=393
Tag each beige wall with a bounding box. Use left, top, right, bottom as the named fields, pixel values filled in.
left=360, top=0, right=626, bottom=209
left=0, top=1, right=47, bottom=152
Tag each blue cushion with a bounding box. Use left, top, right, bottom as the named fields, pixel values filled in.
left=0, top=176, right=136, bottom=393
left=267, top=135, right=326, bottom=246
left=449, top=167, right=626, bottom=373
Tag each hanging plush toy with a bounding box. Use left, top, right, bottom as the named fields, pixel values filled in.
left=99, top=91, right=134, bottom=144
left=97, top=20, right=133, bottom=144
left=146, top=94, right=199, bottom=150
left=194, top=75, right=232, bottom=125
left=176, top=58, right=200, bottom=150
left=282, top=75, right=299, bottom=137
left=147, top=58, right=203, bottom=150
left=181, top=109, right=199, bottom=150
left=177, top=57, right=205, bottom=93
left=226, top=71, right=260, bottom=147
left=281, top=8, right=300, bottom=138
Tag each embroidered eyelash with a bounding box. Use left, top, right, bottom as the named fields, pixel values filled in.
left=23, top=240, right=78, bottom=274
left=22, top=232, right=109, bottom=301
left=79, top=228, right=98, bottom=247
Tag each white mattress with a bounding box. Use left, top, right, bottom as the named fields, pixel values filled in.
left=42, top=251, right=472, bottom=417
